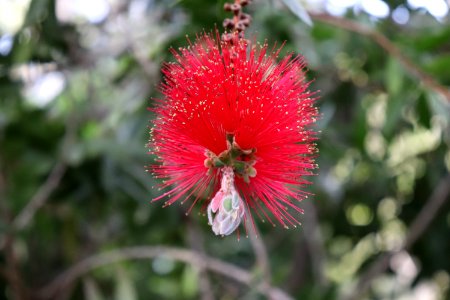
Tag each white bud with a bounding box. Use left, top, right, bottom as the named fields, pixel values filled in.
left=207, top=167, right=245, bottom=236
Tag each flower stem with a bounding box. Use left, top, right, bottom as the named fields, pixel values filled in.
left=222, top=0, right=253, bottom=41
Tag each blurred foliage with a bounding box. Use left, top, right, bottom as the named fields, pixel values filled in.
left=1, top=0, right=450, bottom=299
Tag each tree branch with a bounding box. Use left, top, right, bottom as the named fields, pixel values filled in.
left=248, top=225, right=272, bottom=285
left=345, top=173, right=450, bottom=300
left=12, top=162, right=67, bottom=231
left=186, top=220, right=214, bottom=300
left=301, top=199, right=327, bottom=287
left=38, top=246, right=293, bottom=300
left=404, top=174, right=450, bottom=249
left=1, top=235, right=29, bottom=300
left=309, top=12, right=450, bottom=102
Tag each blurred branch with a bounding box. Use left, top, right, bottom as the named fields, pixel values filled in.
left=345, top=173, right=450, bottom=300
left=127, top=40, right=158, bottom=81
left=0, top=170, right=7, bottom=215
left=404, top=174, right=450, bottom=249
left=285, top=201, right=327, bottom=293
left=249, top=225, right=272, bottom=285
left=0, top=235, right=29, bottom=300
left=309, top=12, right=450, bottom=102
left=12, top=162, right=67, bottom=231
left=38, top=246, right=293, bottom=300
left=0, top=154, right=28, bottom=299
left=301, top=200, right=327, bottom=286
left=186, top=220, right=214, bottom=300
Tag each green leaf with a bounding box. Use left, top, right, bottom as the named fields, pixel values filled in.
left=385, top=58, right=403, bottom=96
left=384, top=94, right=404, bottom=138
left=424, top=54, right=450, bottom=82
left=409, top=27, right=450, bottom=52
left=427, top=91, right=450, bottom=123
left=115, top=267, right=137, bottom=300
left=23, top=0, right=50, bottom=27
left=417, top=93, right=432, bottom=129
left=181, top=265, right=199, bottom=298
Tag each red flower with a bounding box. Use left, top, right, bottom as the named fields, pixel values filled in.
left=149, top=33, right=318, bottom=235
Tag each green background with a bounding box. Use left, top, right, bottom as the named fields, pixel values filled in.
left=1, top=0, right=450, bottom=299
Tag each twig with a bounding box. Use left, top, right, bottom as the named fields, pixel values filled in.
left=404, top=174, right=450, bottom=249
left=0, top=170, right=7, bottom=216
left=309, top=12, right=450, bottom=102
left=345, top=173, right=450, bottom=300
left=186, top=220, right=214, bottom=300
left=125, top=34, right=157, bottom=80
left=284, top=201, right=327, bottom=293
left=301, top=200, right=327, bottom=287
left=0, top=161, right=28, bottom=299
left=248, top=225, right=272, bottom=285
left=285, top=236, right=308, bottom=292
left=38, top=246, right=293, bottom=300
left=12, top=162, right=67, bottom=231
left=1, top=235, right=29, bottom=300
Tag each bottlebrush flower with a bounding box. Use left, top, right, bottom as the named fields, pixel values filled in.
left=148, top=33, right=318, bottom=236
